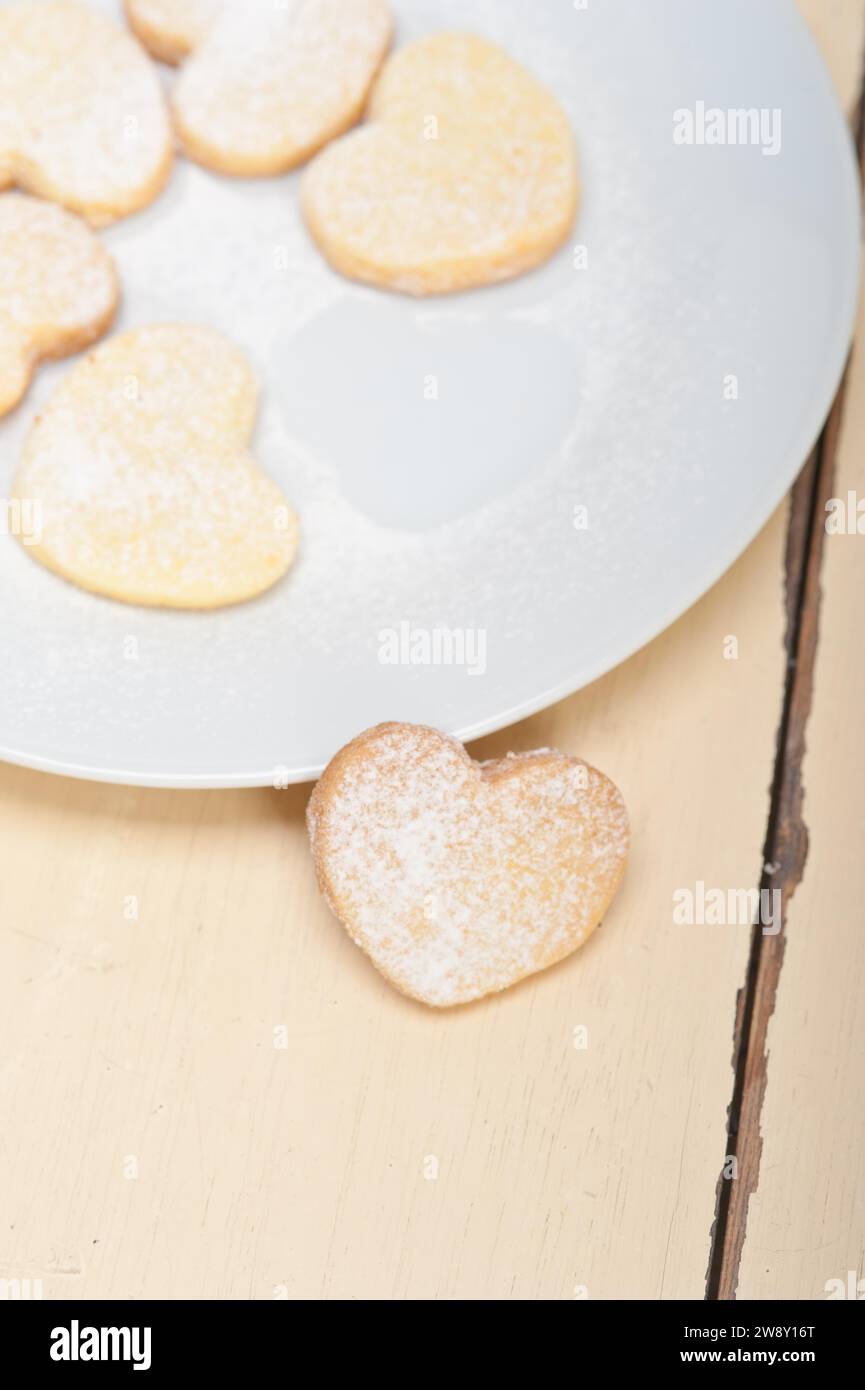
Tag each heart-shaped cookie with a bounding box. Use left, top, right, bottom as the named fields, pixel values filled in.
left=13, top=324, right=300, bottom=609
left=307, top=724, right=629, bottom=1007
left=301, top=32, right=579, bottom=296
left=0, top=1, right=172, bottom=226
left=124, top=0, right=220, bottom=64
left=126, top=0, right=393, bottom=177
left=0, top=193, right=118, bottom=418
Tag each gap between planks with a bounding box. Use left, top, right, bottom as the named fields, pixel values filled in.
left=705, top=69, right=865, bottom=1302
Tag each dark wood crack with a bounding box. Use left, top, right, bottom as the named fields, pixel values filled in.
left=705, top=70, right=865, bottom=1302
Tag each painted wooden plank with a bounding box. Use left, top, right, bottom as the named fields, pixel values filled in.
left=6, top=0, right=861, bottom=1303
left=798, top=0, right=865, bottom=115
left=713, top=0, right=865, bottom=1302
left=735, top=274, right=865, bottom=1302
left=0, top=499, right=786, bottom=1298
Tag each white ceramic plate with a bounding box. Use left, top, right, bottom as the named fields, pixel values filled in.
left=0, top=0, right=859, bottom=787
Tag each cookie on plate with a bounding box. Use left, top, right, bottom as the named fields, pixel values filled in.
left=126, top=0, right=393, bottom=176
left=124, top=0, right=220, bottom=64
left=0, top=193, right=118, bottom=418
left=307, top=723, right=629, bottom=1007
left=13, top=325, right=300, bottom=609
left=301, top=33, right=579, bottom=296
left=0, top=0, right=172, bottom=226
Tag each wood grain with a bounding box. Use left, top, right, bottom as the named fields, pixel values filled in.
left=709, top=360, right=855, bottom=1300
left=0, top=509, right=786, bottom=1299
left=707, top=0, right=865, bottom=1300
left=0, top=0, right=860, bottom=1304
left=733, top=261, right=865, bottom=1303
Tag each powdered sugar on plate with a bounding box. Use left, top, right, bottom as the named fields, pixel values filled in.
left=0, top=0, right=855, bottom=783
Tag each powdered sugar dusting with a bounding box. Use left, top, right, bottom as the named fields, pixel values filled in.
left=301, top=31, right=578, bottom=295
left=0, top=0, right=754, bottom=783
left=14, top=324, right=299, bottom=608
left=127, top=0, right=221, bottom=64
left=0, top=0, right=172, bottom=225
left=0, top=192, right=117, bottom=413
left=166, top=0, right=393, bottom=174
left=309, top=724, right=629, bottom=1006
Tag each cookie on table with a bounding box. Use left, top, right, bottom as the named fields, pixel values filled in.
left=125, top=0, right=393, bottom=177
left=13, top=325, right=300, bottom=609
left=301, top=33, right=580, bottom=296
left=0, top=193, right=118, bottom=419
left=0, top=0, right=172, bottom=227
left=307, top=723, right=629, bottom=1008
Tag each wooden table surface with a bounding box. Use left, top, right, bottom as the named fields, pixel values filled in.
left=1, top=1, right=864, bottom=1302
